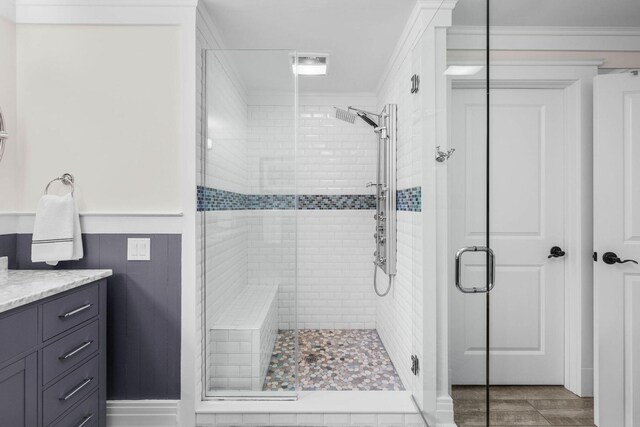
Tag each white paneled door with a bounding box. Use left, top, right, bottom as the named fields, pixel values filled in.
left=450, top=88, right=565, bottom=385
left=594, top=72, right=640, bottom=427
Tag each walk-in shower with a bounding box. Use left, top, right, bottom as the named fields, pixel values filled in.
left=335, top=105, right=397, bottom=297
left=201, top=47, right=410, bottom=401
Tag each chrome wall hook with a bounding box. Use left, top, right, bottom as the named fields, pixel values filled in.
left=436, top=146, right=456, bottom=163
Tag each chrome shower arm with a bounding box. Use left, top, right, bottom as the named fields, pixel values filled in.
left=347, top=106, right=383, bottom=118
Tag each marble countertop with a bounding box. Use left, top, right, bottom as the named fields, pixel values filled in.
left=0, top=269, right=112, bottom=314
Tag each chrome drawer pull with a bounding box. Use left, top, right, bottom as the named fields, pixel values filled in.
left=59, top=341, right=94, bottom=360
left=76, top=414, right=94, bottom=427
left=59, top=377, right=93, bottom=401
left=59, top=304, right=93, bottom=319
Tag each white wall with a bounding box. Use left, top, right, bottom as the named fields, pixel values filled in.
left=0, top=17, right=18, bottom=212
left=16, top=25, right=183, bottom=213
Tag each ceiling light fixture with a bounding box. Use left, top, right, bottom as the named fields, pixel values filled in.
left=292, top=55, right=329, bottom=76
left=444, top=65, right=484, bottom=76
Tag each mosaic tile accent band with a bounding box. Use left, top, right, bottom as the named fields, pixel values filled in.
left=197, top=186, right=421, bottom=212
left=297, top=194, right=376, bottom=210
left=397, top=186, right=422, bottom=212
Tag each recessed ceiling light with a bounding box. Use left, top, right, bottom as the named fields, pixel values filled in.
left=444, top=65, right=484, bottom=76
left=292, top=55, right=329, bottom=76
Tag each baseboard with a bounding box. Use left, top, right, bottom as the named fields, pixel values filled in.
left=107, top=400, right=179, bottom=427
left=581, top=368, right=594, bottom=397
left=436, top=395, right=456, bottom=427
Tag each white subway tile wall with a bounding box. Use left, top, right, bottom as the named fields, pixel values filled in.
left=297, top=105, right=377, bottom=195
left=246, top=211, right=296, bottom=330
left=246, top=104, right=379, bottom=329
left=205, top=55, right=248, bottom=193
left=376, top=54, right=423, bottom=393
left=296, top=210, right=376, bottom=329
left=197, top=412, right=425, bottom=426
left=247, top=105, right=296, bottom=195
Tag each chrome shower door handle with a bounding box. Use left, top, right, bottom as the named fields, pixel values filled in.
left=455, top=246, right=495, bottom=294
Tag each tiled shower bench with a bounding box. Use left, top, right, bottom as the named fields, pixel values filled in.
left=209, top=285, right=278, bottom=391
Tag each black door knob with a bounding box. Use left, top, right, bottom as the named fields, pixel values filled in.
left=548, top=246, right=566, bottom=258
left=602, top=252, right=639, bottom=265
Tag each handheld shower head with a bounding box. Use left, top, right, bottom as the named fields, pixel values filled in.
left=334, top=107, right=379, bottom=128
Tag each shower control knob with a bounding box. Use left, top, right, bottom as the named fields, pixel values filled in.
left=378, top=257, right=386, bottom=265
left=379, top=237, right=386, bottom=244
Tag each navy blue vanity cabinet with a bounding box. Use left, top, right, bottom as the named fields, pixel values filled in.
left=0, top=353, right=38, bottom=426
left=0, top=279, right=107, bottom=427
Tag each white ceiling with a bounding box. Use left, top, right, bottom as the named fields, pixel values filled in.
left=201, top=0, right=417, bottom=94
left=202, top=0, right=640, bottom=95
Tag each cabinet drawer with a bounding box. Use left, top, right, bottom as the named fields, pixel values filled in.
left=42, top=285, right=99, bottom=341
left=49, top=389, right=99, bottom=427
left=43, top=356, right=100, bottom=426
left=43, top=320, right=99, bottom=385
left=0, top=306, right=38, bottom=365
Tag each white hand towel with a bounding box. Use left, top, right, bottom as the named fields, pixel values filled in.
left=31, top=193, right=84, bottom=265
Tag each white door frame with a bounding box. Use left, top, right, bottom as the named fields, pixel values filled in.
left=437, top=60, right=600, bottom=400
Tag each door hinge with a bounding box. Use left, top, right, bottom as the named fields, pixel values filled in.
left=411, top=355, right=420, bottom=375
left=411, top=75, right=420, bottom=94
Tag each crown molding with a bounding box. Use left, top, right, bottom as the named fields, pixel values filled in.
left=16, top=0, right=197, bottom=6
left=448, top=58, right=605, bottom=67
left=450, top=25, right=640, bottom=37
left=448, top=25, right=640, bottom=52
left=0, top=1, right=16, bottom=21
left=376, top=0, right=458, bottom=94
left=16, top=0, right=197, bottom=24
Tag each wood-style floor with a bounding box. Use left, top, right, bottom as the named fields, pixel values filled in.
left=452, top=385, right=595, bottom=426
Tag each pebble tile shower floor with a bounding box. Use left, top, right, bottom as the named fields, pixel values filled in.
left=263, top=329, right=405, bottom=391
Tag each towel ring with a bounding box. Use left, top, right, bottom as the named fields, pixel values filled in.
left=44, top=173, right=75, bottom=195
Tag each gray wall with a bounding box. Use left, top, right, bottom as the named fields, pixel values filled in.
left=0, top=234, right=17, bottom=269
left=0, top=233, right=181, bottom=400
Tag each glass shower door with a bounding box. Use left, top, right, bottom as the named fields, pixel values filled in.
left=201, top=49, right=298, bottom=399
left=410, top=0, right=492, bottom=425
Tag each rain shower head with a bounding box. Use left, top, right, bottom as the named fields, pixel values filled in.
left=334, top=107, right=357, bottom=124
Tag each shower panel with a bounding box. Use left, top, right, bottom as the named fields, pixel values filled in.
left=373, top=104, right=397, bottom=280
left=335, top=104, right=397, bottom=296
